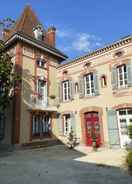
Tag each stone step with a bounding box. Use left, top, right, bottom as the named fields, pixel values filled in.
left=21, top=139, right=63, bottom=150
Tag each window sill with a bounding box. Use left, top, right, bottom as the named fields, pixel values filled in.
left=80, top=95, right=99, bottom=99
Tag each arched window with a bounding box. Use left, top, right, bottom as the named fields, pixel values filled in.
left=101, top=75, right=107, bottom=88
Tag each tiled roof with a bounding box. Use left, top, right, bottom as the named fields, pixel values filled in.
left=4, top=5, right=67, bottom=60
left=59, top=35, right=132, bottom=68
left=4, top=31, right=68, bottom=60
left=4, top=5, right=42, bottom=40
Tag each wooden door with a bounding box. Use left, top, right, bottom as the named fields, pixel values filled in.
left=84, top=112, right=101, bottom=147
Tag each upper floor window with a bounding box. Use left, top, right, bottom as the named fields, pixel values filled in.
left=111, top=62, right=132, bottom=90
left=36, top=59, right=46, bottom=68
left=101, top=75, right=107, bottom=88
left=75, top=82, right=79, bottom=94
left=33, top=25, right=44, bottom=41
left=84, top=73, right=95, bottom=96
left=117, top=64, right=128, bottom=88
left=62, top=80, right=71, bottom=102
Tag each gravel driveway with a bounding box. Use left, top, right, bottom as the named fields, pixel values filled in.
left=0, top=145, right=132, bottom=184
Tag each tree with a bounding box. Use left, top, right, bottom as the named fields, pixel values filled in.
left=0, top=41, right=15, bottom=111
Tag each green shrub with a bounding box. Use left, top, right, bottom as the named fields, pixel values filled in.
left=126, top=150, right=132, bottom=173
left=128, top=124, right=132, bottom=139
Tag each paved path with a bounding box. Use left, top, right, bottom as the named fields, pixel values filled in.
left=0, top=145, right=132, bottom=184
left=75, top=145, right=127, bottom=167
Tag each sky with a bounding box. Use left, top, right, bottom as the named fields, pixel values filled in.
left=0, top=0, right=132, bottom=60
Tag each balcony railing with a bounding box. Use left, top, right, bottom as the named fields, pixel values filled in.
left=29, top=93, right=59, bottom=111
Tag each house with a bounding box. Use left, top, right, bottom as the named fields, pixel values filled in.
left=0, top=6, right=132, bottom=149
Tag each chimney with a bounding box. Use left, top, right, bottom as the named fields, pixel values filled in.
left=46, top=26, right=56, bottom=47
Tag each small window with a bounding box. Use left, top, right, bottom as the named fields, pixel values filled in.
left=36, top=59, right=46, bottom=68
left=101, top=75, right=107, bottom=87
left=75, top=82, right=79, bottom=94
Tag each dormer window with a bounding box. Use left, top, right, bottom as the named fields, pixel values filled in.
left=33, top=25, right=44, bottom=41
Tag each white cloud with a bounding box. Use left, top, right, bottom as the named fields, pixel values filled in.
left=57, top=28, right=102, bottom=55
left=72, top=33, right=91, bottom=52
left=57, top=29, right=72, bottom=38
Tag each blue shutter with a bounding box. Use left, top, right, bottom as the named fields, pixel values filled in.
left=70, top=112, right=76, bottom=135
left=107, top=109, right=120, bottom=148
left=111, top=67, right=118, bottom=90
left=79, top=76, right=84, bottom=98
left=93, top=72, right=99, bottom=96
left=70, top=80, right=74, bottom=100
left=58, top=82, right=62, bottom=103
left=57, top=113, right=63, bottom=135
left=127, top=61, right=132, bottom=87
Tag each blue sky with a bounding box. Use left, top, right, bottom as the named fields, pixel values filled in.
left=0, top=0, right=132, bottom=59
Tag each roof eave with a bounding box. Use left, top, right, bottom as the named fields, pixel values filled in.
left=4, top=33, right=68, bottom=60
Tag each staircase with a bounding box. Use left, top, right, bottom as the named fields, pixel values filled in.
left=21, top=138, right=63, bottom=150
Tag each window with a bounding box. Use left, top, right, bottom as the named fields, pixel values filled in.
left=32, top=114, right=51, bottom=137
left=33, top=25, right=44, bottom=40
left=84, top=73, right=95, bottom=96
left=117, top=64, right=128, bottom=88
left=63, top=114, right=71, bottom=136
left=36, top=59, right=46, bottom=68
left=117, top=108, right=132, bottom=147
left=101, top=75, right=107, bottom=88
left=36, top=78, right=47, bottom=106
left=62, top=80, right=70, bottom=101
left=75, top=82, right=79, bottom=94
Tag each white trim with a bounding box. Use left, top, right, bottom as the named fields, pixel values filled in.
left=62, top=80, right=70, bottom=102
left=117, top=64, right=128, bottom=88
left=58, top=41, right=132, bottom=70
left=84, top=73, right=95, bottom=96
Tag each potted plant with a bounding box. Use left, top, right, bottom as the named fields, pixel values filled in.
left=49, top=95, right=56, bottom=99
left=91, top=128, right=97, bottom=151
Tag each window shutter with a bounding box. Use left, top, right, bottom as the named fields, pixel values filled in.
left=44, top=82, right=48, bottom=106
left=127, top=61, right=132, bottom=87
left=58, top=82, right=62, bottom=103
left=111, top=67, right=118, bottom=90
left=70, top=80, right=74, bottom=100
left=70, top=112, right=76, bottom=135
left=107, top=109, right=120, bottom=148
left=79, top=76, right=84, bottom=98
left=57, top=113, right=63, bottom=135
left=93, top=72, right=99, bottom=96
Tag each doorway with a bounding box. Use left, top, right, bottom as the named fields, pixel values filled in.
left=84, top=112, right=101, bottom=147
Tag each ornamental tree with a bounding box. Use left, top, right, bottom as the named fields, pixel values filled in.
left=0, top=41, right=16, bottom=111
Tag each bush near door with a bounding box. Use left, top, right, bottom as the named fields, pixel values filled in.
left=126, top=150, right=132, bottom=174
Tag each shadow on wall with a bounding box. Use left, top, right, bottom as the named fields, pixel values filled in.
left=22, top=68, right=34, bottom=108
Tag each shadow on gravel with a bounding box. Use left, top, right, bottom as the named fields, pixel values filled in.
left=0, top=145, right=132, bottom=184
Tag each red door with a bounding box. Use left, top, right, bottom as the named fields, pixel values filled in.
left=84, top=112, right=101, bottom=147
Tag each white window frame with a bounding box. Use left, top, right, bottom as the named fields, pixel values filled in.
left=117, top=64, right=128, bottom=88
left=62, top=80, right=70, bottom=102
left=36, top=78, right=47, bottom=105
left=84, top=73, right=95, bottom=96
left=117, top=108, right=132, bottom=148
